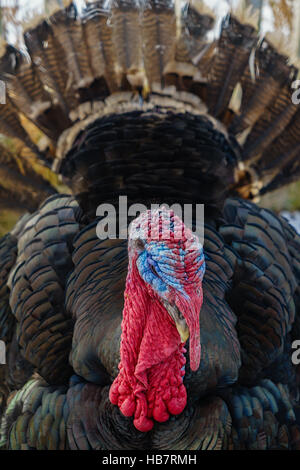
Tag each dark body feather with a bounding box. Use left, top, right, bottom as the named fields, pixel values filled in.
left=1, top=194, right=300, bottom=449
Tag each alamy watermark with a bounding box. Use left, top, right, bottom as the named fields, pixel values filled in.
left=0, top=340, right=5, bottom=365
left=291, top=80, right=300, bottom=105
left=291, top=340, right=300, bottom=365
left=96, top=197, right=204, bottom=248
left=0, top=80, right=6, bottom=105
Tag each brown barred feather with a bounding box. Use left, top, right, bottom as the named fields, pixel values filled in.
left=230, top=39, right=294, bottom=138
left=242, top=78, right=298, bottom=162
left=24, top=21, right=73, bottom=115
left=206, top=15, right=257, bottom=119
left=111, top=0, right=144, bottom=89
left=141, top=0, right=176, bottom=87
left=49, top=4, right=93, bottom=94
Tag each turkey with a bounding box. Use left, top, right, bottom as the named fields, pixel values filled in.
left=0, top=0, right=300, bottom=450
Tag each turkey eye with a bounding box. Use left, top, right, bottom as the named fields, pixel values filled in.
left=135, top=239, right=145, bottom=250
left=150, top=264, right=158, bottom=276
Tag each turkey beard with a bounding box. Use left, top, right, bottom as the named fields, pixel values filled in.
left=109, top=258, right=202, bottom=432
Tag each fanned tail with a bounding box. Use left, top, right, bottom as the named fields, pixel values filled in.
left=0, top=0, right=299, bottom=202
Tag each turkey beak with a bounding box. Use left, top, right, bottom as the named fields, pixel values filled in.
left=162, top=301, right=190, bottom=343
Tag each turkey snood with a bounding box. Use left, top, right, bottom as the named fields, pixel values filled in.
left=109, top=208, right=205, bottom=432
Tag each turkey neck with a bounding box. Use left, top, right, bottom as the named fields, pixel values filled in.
left=109, top=254, right=187, bottom=432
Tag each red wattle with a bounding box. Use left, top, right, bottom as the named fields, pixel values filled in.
left=109, top=258, right=190, bottom=431
left=134, top=415, right=154, bottom=432
left=109, top=221, right=204, bottom=432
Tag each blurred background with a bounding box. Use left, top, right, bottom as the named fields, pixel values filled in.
left=0, top=0, right=299, bottom=236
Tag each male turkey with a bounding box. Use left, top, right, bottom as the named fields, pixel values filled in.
left=0, top=0, right=300, bottom=450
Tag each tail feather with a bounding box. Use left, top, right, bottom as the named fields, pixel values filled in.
left=0, top=45, right=50, bottom=142
left=261, top=157, right=300, bottom=195
left=111, top=0, right=144, bottom=89
left=181, top=0, right=215, bottom=61
left=1, top=40, right=71, bottom=142
left=4, top=55, right=66, bottom=143
left=242, top=79, right=298, bottom=163
left=163, top=1, right=215, bottom=90
left=207, top=15, right=257, bottom=119
left=141, top=0, right=176, bottom=87
left=258, top=120, right=300, bottom=193
left=24, top=23, right=71, bottom=116
left=50, top=4, right=94, bottom=94
left=6, top=56, right=51, bottom=122
left=83, top=0, right=119, bottom=92
left=230, top=39, right=294, bottom=137
left=0, top=97, right=39, bottom=155
left=24, top=26, right=69, bottom=122
left=82, top=6, right=111, bottom=95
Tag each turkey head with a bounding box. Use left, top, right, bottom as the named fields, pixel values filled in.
left=109, top=208, right=205, bottom=432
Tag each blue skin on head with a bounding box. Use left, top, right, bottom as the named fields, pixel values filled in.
left=135, top=240, right=205, bottom=300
